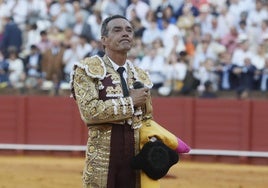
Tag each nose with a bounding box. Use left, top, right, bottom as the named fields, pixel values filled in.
left=122, top=30, right=130, bottom=37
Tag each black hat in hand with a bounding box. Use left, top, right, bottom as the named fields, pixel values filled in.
left=131, top=140, right=179, bottom=180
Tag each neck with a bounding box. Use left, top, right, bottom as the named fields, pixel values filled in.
left=106, top=51, right=127, bottom=66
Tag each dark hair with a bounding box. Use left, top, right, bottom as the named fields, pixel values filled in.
left=101, top=15, right=129, bottom=37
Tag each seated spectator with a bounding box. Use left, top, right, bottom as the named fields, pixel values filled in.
left=131, top=17, right=146, bottom=38
left=0, top=51, right=9, bottom=88
left=41, top=37, right=64, bottom=93
left=72, top=11, right=93, bottom=42
left=126, top=0, right=150, bottom=23
left=260, top=57, right=268, bottom=92
left=158, top=51, right=187, bottom=96
left=23, top=45, right=43, bottom=90
left=62, top=37, right=81, bottom=82
left=175, top=0, right=199, bottom=19
left=36, top=30, right=53, bottom=54
left=84, top=39, right=104, bottom=58
left=221, top=26, right=239, bottom=54
left=156, top=5, right=177, bottom=30
left=102, top=0, right=125, bottom=17
left=215, top=52, right=239, bottom=91
left=6, top=47, right=25, bottom=89
left=233, top=56, right=257, bottom=92
left=161, top=18, right=184, bottom=58
left=199, top=80, right=217, bottom=98
left=141, top=18, right=162, bottom=45
left=48, top=0, right=74, bottom=31
left=139, top=45, right=166, bottom=89
left=194, top=58, right=219, bottom=94
left=24, top=23, right=41, bottom=55
left=86, top=10, right=102, bottom=41
left=232, top=34, right=255, bottom=67
left=176, top=3, right=195, bottom=35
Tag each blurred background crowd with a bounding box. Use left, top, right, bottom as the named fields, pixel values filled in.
left=0, top=0, right=268, bottom=98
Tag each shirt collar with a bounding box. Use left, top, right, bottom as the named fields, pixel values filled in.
left=107, top=56, right=128, bottom=72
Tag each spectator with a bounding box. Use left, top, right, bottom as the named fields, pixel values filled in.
left=260, top=57, right=268, bottom=92
left=233, top=56, right=257, bottom=91
left=161, top=18, right=184, bottom=58
left=193, top=35, right=217, bottom=71
left=24, top=23, right=41, bottom=54
left=141, top=16, right=162, bottom=45
left=194, top=58, right=219, bottom=94
left=26, top=0, right=49, bottom=26
left=23, top=45, right=43, bottom=90
left=48, top=0, right=74, bottom=31
left=126, top=0, right=150, bottom=22
left=216, top=51, right=239, bottom=91
left=86, top=10, right=102, bottom=41
left=102, top=0, right=125, bottom=17
left=62, top=38, right=81, bottom=82
left=5, top=0, right=28, bottom=29
left=73, top=12, right=93, bottom=42
left=159, top=51, right=187, bottom=95
left=0, top=15, right=23, bottom=58
left=156, top=4, right=176, bottom=30
left=199, top=80, right=217, bottom=98
left=131, top=17, right=146, bottom=38
left=0, top=51, right=8, bottom=88
left=221, top=25, right=239, bottom=54
left=195, top=3, right=213, bottom=35
left=176, top=3, right=195, bottom=35
left=232, top=33, right=255, bottom=67
left=6, top=46, right=25, bottom=89
left=139, top=45, right=166, bottom=89
left=36, top=30, right=53, bottom=54
left=84, top=39, right=104, bottom=58
left=41, top=37, right=64, bottom=86
left=154, top=0, right=173, bottom=20
left=175, top=0, right=199, bottom=19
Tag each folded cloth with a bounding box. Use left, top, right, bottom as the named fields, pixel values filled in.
left=133, top=119, right=191, bottom=188
left=139, top=119, right=191, bottom=153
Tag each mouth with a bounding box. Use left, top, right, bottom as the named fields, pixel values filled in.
left=120, top=39, right=131, bottom=43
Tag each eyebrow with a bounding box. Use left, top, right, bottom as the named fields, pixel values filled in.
left=112, top=25, right=133, bottom=30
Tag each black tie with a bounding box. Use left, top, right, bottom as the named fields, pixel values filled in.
left=117, top=67, right=129, bottom=96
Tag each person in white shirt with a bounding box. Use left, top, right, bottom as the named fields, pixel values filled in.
left=161, top=18, right=185, bottom=58
left=126, top=0, right=150, bottom=22
left=141, top=19, right=162, bottom=45
left=139, top=45, right=166, bottom=89
left=7, top=47, right=25, bottom=89
left=231, top=34, right=255, bottom=67
left=48, top=0, right=74, bottom=31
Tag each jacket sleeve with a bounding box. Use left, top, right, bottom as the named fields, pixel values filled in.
left=72, top=66, right=134, bottom=125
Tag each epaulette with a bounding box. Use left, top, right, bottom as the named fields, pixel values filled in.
left=134, top=66, right=153, bottom=89
left=79, top=55, right=106, bottom=79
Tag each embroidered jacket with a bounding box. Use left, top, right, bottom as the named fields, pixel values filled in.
left=70, top=55, right=153, bottom=188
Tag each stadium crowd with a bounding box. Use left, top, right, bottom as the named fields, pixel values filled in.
left=0, top=0, right=268, bottom=98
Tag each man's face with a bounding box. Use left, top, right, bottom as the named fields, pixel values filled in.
left=101, top=18, right=134, bottom=53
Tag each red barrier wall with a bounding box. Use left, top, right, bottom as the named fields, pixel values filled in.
left=0, top=96, right=268, bottom=160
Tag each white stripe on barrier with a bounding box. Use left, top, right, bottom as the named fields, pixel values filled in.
left=189, top=149, right=268, bottom=158
left=0, top=144, right=268, bottom=158
left=0, top=144, right=86, bottom=151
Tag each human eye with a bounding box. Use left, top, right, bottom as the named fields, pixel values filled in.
left=127, top=28, right=133, bottom=33
left=113, top=27, right=122, bottom=32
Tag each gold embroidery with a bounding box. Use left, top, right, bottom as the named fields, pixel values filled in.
left=81, top=56, right=106, bottom=78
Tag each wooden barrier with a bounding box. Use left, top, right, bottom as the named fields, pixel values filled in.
left=0, top=96, right=268, bottom=163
